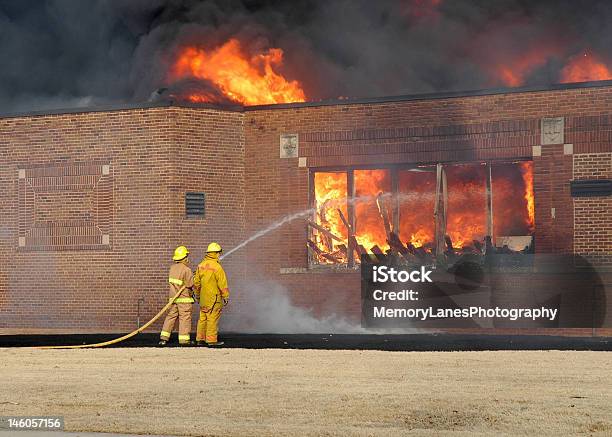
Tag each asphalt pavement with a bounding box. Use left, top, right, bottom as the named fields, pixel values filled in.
left=0, top=333, right=610, bottom=351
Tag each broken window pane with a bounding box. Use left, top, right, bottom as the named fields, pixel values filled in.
left=492, top=161, right=535, bottom=250
left=398, top=167, right=436, bottom=252
left=446, top=163, right=487, bottom=249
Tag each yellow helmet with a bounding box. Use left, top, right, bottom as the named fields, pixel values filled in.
left=206, top=242, right=222, bottom=253
left=172, top=245, right=189, bottom=261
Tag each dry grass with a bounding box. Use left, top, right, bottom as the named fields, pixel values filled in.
left=0, top=348, right=610, bottom=436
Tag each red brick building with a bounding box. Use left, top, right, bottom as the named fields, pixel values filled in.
left=1, top=81, right=611, bottom=336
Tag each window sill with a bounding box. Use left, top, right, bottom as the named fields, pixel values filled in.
left=280, top=266, right=360, bottom=274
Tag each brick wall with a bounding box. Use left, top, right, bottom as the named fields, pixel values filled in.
left=243, top=84, right=612, bottom=335
left=171, top=107, right=246, bottom=329
left=0, top=106, right=245, bottom=334
left=573, top=152, right=612, bottom=264
left=0, top=83, right=611, bottom=336
left=533, top=144, right=574, bottom=254
left=0, top=108, right=172, bottom=333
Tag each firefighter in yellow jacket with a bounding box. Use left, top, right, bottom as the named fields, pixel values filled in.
left=159, top=246, right=195, bottom=346
left=194, top=242, right=229, bottom=346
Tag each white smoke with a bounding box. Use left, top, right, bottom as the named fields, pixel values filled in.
left=217, top=202, right=428, bottom=334
left=222, top=280, right=424, bottom=334
left=5, top=95, right=95, bottom=114
left=223, top=280, right=367, bottom=334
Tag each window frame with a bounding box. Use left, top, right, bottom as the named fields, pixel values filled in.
left=308, top=159, right=533, bottom=269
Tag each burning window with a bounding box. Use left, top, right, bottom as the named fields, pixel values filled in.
left=354, top=169, right=392, bottom=253
left=398, top=168, right=436, bottom=250
left=309, top=161, right=534, bottom=267
left=310, top=172, right=349, bottom=264
left=492, top=161, right=535, bottom=251
left=446, top=163, right=487, bottom=249
left=492, top=162, right=534, bottom=236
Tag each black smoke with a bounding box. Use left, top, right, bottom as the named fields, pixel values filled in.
left=0, top=0, right=611, bottom=112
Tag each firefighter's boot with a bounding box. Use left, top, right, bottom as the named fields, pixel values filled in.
left=207, top=341, right=224, bottom=347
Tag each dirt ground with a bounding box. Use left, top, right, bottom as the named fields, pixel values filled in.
left=0, top=348, right=610, bottom=436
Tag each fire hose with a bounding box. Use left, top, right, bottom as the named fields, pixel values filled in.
left=35, top=286, right=186, bottom=349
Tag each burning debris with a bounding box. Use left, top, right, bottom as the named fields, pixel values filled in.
left=309, top=161, right=535, bottom=268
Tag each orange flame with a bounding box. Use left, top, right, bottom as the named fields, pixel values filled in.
left=398, top=169, right=435, bottom=248
left=313, top=172, right=348, bottom=263
left=445, top=164, right=487, bottom=248
left=170, top=39, right=306, bottom=105
left=354, top=169, right=391, bottom=251
left=492, top=162, right=535, bottom=240
left=497, top=62, right=540, bottom=87
left=492, top=45, right=561, bottom=87
left=520, top=161, right=535, bottom=230
left=560, top=52, right=612, bottom=83
left=312, top=162, right=534, bottom=264
left=312, top=170, right=393, bottom=262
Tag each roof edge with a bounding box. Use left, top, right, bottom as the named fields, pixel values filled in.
left=1, top=80, right=612, bottom=119
left=0, top=100, right=243, bottom=120
left=244, top=79, right=612, bottom=110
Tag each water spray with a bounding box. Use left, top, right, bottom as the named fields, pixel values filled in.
left=219, top=193, right=429, bottom=261
left=221, top=208, right=315, bottom=260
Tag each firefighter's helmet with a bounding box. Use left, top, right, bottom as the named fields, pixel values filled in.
left=172, top=245, right=189, bottom=261
left=206, top=242, right=222, bottom=253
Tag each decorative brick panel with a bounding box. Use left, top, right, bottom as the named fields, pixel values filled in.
left=17, top=164, right=113, bottom=251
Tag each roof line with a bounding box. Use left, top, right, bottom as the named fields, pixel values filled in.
left=1, top=80, right=612, bottom=119
left=244, top=80, right=612, bottom=110
left=0, top=100, right=243, bottom=120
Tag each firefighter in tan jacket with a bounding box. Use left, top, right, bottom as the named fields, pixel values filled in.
left=159, top=246, right=195, bottom=346
left=194, top=242, right=229, bottom=346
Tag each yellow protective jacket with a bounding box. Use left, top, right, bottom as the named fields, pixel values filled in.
left=168, top=262, right=194, bottom=304
left=194, top=254, right=229, bottom=311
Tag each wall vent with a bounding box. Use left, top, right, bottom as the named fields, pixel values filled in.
left=570, top=179, right=612, bottom=197
left=185, top=192, right=205, bottom=217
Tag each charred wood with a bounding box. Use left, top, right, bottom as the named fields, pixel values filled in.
left=371, top=245, right=385, bottom=257
left=306, top=220, right=344, bottom=243
left=444, top=235, right=454, bottom=255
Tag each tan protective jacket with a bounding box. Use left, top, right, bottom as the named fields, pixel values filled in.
left=194, top=255, right=229, bottom=311
left=168, top=262, right=194, bottom=304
